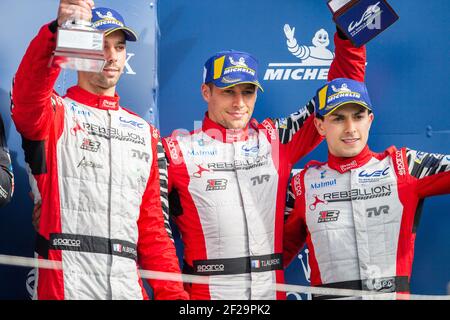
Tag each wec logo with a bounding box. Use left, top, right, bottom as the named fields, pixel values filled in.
left=348, top=1, right=382, bottom=36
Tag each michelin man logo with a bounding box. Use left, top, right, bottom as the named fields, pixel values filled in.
left=284, top=25, right=334, bottom=66
left=332, top=83, right=351, bottom=93
left=96, top=10, right=116, bottom=20
left=229, top=56, right=248, bottom=67
left=264, top=24, right=335, bottom=81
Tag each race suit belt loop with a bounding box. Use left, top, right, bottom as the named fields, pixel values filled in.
left=185, top=253, right=283, bottom=276
left=36, top=232, right=138, bottom=261
left=312, top=276, right=410, bottom=300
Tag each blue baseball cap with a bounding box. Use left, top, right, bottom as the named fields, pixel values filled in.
left=203, top=50, right=263, bottom=91
left=315, top=78, right=372, bottom=117
left=91, top=7, right=138, bottom=42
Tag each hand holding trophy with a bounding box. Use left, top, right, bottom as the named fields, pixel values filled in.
left=50, top=0, right=106, bottom=72
left=328, top=0, right=399, bottom=47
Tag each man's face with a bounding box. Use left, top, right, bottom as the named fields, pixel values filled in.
left=78, top=30, right=127, bottom=95
left=314, top=103, right=374, bottom=157
left=201, top=83, right=257, bottom=129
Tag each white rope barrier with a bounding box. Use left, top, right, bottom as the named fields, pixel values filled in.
left=1, top=254, right=449, bottom=300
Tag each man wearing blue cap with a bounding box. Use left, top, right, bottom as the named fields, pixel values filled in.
left=11, top=0, right=188, bottom=300
left=283, top=78, right=450, bottom=299
left=162, top=25, right=368, bottom=298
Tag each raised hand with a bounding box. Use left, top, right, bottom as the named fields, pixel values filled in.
left=57, top=0, right=95, bottom=27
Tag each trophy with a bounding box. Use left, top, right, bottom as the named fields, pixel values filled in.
left=49, top=15, right=106, bottom=72
left=328, top=0, right=399, bottom=47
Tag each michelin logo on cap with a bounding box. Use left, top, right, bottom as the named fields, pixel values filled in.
left=315, top=78, right=373, bottom=117
left=203, top=50, right=264, bottom=91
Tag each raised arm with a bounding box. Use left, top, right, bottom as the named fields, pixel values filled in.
left=270, top=30, right=367, bottom=164
left=405, top=148, right=450, bottom=198
left=11, top=0, right=93, bottom=140
left=327, top=29, right=366, bottom=82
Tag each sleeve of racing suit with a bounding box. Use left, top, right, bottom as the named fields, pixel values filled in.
left=137, top=133, right=188, bottom=300
left=405, top=148, right=450, bottom=198
left=0, top=114, right=13, bottom=207
left=283, top=178, right=307, bottom=267
left=327, top=32, right=366, bottom=82
left=272, top=32, right=367, bottom=164
left=10, top=22, right=62, bottom=140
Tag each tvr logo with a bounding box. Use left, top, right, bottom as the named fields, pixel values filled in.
left=131, top=149, right=150, bottom=163
left=367, top=205, right=389, bottom=218
left=251, top=175, right=270, bottom=186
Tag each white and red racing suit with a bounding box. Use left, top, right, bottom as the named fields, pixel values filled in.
left=162, top=33, right=367, bottom=300
left=284, top=145, right=450, bottom=299
left=11, top=23, right=188, bottom=300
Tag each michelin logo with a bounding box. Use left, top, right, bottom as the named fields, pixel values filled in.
left=264, top=24, right=335, bottom=81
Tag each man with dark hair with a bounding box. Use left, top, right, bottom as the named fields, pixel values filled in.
left=11, top=0, right=188, bottom=300
left=283, top=78, right=450, bottom=299
left=162, top=28, right=367, bottom=299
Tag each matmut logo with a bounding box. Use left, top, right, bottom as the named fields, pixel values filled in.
left=264, top=24, right=335, bottom=81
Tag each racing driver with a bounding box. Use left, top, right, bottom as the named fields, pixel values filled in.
left=283, top=78, right=450, bottom=299
left=11, top=0, right=188, bottom=300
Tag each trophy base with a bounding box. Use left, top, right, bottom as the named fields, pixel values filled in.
left=49, top=52, right=106, bottom=73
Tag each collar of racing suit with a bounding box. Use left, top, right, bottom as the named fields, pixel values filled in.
left=65, top=86, right=120, bottom=111
left=327, top=145, right=373, bottom=173
left=202, top=112, right=255, bottom=143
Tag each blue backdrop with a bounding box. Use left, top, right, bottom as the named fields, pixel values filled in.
left=0, top=0, right=448, bottom=299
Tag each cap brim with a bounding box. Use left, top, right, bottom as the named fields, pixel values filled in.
left=213, top=81, right=264, bottom=92
left=104, top=27, right=138, bottom=41
left=324, top=101, right=371, bottom=116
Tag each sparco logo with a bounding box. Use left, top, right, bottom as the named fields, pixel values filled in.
left=53, top=238, right=81, bottom=247
left=293, top=174, right=302, bottom=196
left=264, top=25, right=334, bottom=81
left=395, top=151, right=406, bottom=175
left=261, top=120, right=276, bottom=140
left=197, top=264, right=225, bottom=273
left=166, top=139, right=178, bottom=160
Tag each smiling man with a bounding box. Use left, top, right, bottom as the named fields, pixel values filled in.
left=283, top=78, right=450, bottom=299
left=11, top=0, right=187, bottom=300
left=162, top=34, right=368, bottom=300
